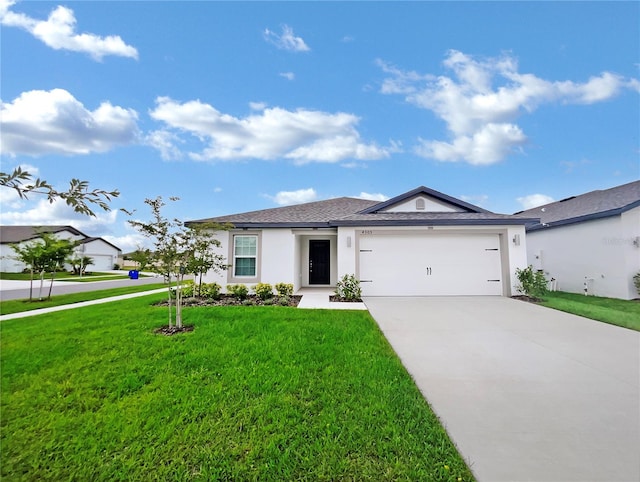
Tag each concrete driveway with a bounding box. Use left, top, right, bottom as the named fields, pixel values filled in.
left=364, top=296, right=640, bottom=482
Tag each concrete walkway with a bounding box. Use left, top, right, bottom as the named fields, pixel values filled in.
left=296, top=288, right=367, bottom=310
left=364, top=296, right=640, bottom=482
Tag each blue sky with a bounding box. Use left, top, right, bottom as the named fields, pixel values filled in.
left=1, top=0, right=638, bottom=252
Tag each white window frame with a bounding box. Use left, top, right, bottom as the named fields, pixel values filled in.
left=228, top=231, right=261, bottom=282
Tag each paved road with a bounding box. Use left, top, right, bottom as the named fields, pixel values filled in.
left=365, top=296, right=640, bottom=482
left=0, top=275, right=164, bottom=301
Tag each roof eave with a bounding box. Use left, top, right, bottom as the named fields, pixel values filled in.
left=228, top=222, right=335, bottom=229
left=526, top=204, right=637, bottom=232
left=331, top=218, right=539, bottom=227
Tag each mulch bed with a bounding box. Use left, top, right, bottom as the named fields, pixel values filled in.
left=511, top=295, right=544, bottom=303
left=154, top=325, right=195, bottom=336
left=155, top=294, right=302, bottom=308
left=329, top=296, right=363, bottom=303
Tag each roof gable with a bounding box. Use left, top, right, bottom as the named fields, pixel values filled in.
left=189, top=186, right=535, bottom=228
left=359, top=186, right=490, bottom=214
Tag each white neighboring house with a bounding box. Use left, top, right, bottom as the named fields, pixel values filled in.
left=515, top=181, right=640, bottom=300
left=187, top=186, right=536, bottom=297
left=0, top=225, right=122, bottom=273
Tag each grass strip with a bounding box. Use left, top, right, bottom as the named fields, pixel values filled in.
left=1, top=298, right=474, bottom=481
left=1, top=271, right=122, bottom=281
left=0, top=284, right=167, bottom=315
left=540, top=291, right=640, bottom=331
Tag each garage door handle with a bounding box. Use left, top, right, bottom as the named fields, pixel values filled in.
left=487, top=279, right=501, bottom=282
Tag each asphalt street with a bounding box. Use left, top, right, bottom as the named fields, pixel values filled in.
left=0, top=275, right=163, bottom=302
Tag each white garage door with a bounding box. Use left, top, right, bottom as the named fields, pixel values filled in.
left=359, top=233, right=503, bottom=296
left=88, top=255, right=114, bottom=271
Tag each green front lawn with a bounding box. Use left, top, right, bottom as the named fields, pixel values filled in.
left=540, top=291, right=640, bottom=331
left=1, top=296, right=474, bottom=481
left=0, top=284, right=167, bottom=315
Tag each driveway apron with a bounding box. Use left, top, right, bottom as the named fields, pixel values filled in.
left=364, top=296, right=640, bottom=482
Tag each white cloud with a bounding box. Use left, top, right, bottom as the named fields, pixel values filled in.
left=103, top=232, right=150, bottom=253
left=270, top=188, right=317, bottom=206
left=1, top=88, right=140, bottom=156
left=145, top=129, right=183, bottom=161
left=0, top=0, right=138, bottom=60
left=263, top=24, right=310, bottom=52
left=380, top=50, right=639, bottom=165
left=356, top=192, right=389, bottom=202
left=0, top=197, right=118, bottom=234
left=459, top=194, right=489, bottom=207
left=249, top=101, right=267, bottom=111
left=517, top=194, right=555, bottom=210
left=0, top=163, right=40, bottom=208
left=279, top=72, right=295, bottom=81
left=149, top=96, right=394, bottom=164
left=414, top=123, right=526, bottom=166
left=0, top=184, right=24, bottom=209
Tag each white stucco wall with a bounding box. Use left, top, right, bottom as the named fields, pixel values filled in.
left=79, top=239, right=120, bottom=271
left=0, top=230, right=85, bottom=273
left=202, top=224, right=530, bottom=297
left=337, top=227, right=358, bottom=277
left=525, top=208, right=640, bottom=299
left=259, top=229, right=296, bottom=286
left=200, top=229, right=298, bottom=291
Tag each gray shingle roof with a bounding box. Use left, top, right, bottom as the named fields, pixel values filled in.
left=0, top=225, right=84, bottom=244
left=189, top=188, right=536, bottom=228
left=188, top=197, right=379, bottom=227
left=514, top=180, right=640, bottom=231
left=0, top=225, right=122, bottom=252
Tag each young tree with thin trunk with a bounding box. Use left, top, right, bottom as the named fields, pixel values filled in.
left=10, top=232, right=77, bottom=301
left=184, top=222, right=231, bottom=297
left=127, top=197, right=230, bottom=330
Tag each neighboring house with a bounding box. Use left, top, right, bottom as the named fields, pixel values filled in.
left=515, top=181, right=640, bottom=300
left=188, top=186, right=537, bottom=297
left=0, top=225, right=122, bottom=272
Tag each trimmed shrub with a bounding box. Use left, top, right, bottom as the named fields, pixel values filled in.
left=227, top=284, right=248, bottom=300
left=181, top=280, right=195, bottom=297
left=201, top=282, right=222, bottom=300
left=634, top=272, right=640, bottom=296
left=515, top=265, right=548, bottom=299
left=253, top=283, right=274, bottom=301
left=275, top=282, right=294, bottom=297
left=335, top=274, right=362, bottom=301
left=278, top=296, right=291, bottom=306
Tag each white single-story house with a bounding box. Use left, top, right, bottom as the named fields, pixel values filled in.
left=0, top=225, right=122, bottom=272
left=188, top=186, right=537, bottom=297
left=515, top=180, right=640, bottom=300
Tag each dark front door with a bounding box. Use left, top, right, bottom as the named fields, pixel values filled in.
left=309, top=240, right=330, bottom=284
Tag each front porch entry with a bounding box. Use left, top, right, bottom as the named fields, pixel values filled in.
left=309, top=240, right=330, bottom=284
left=294, top=230, right=337, bottom=289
